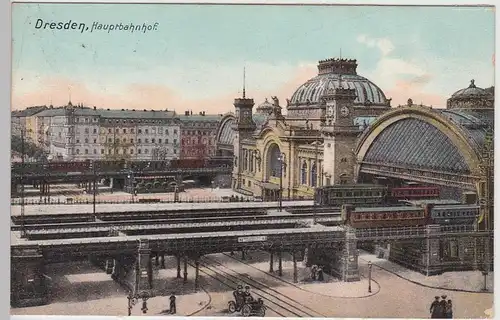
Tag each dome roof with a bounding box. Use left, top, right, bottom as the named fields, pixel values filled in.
left=256, top=98, right=274, bottom=114
left=451, top=80, right=491, bottom=98
left=289, top=58, right=388, bottom=108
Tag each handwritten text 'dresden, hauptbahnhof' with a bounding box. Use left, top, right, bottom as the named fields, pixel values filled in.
left=34, top=19, right=159, bottom=34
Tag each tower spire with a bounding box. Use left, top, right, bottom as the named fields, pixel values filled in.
left=68, top=86, right=72, bottom=103
left=243, top=67, right=246, bottom=99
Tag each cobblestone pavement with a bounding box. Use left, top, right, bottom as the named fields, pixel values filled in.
left=359, top=252, right=494, bottom=292
left=10, top=252, right=494, bottom=318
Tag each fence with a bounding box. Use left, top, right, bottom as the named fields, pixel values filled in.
left=10, top=195, right=313, bottom=206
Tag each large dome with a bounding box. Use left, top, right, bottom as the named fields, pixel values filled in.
left=451, top=79, right=492, bottom=98
left=447, top=79, right=494, bottom=111
left=288, top=58, right=389, bottom=108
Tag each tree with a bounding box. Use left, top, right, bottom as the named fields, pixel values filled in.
left=11, top=134, right=47, bottom=161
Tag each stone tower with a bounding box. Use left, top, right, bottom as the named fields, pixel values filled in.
left=231, top=78, right=256, bottom=190
left=321, top=84, right=360, bottom=185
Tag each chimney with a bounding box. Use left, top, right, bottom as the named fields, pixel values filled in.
left=93, top=106, right=96, bottom=110
left=185, top=111, right=189, bottom=116
left=199, top=111, right=203, bottom=116
left=190, top=110, right=193, bottom=115
left=132, top=109, right=135, bottom=111
left=121, top=109, right=125, bottom=111
left=202, top=111, right=205, bottom=116
left=107, top=108, right=110, bottom=111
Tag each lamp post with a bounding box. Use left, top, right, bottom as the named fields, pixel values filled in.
left=20, top=125, right=26, bottom=238
left=368, top=261, right=372, bottom=293
left=277, top=153, right=285, bottom=212
left=127, top=171, right=135, bottom=203
left=92, top=160, right=96, bottom=218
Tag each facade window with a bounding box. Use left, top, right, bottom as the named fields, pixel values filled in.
left=145, top=149, right=149, bottom=154
left=145, top=129, right=149, bottom=134
left=138, top=138, right=142, bottom=143
left=138, top=129, right=142, bottom=134
left=174, top=149, right=177, bottom=154
left=85, top=128, right=89, bottom=134
left=145, top=138, right=149, bottom=143
left=76, top=149, right=80, bottom=154
left=131, top=128, right=135, bottom=133
left=152, top=138, right=155, bottom=143
left=85, top=149, right=88, bottom=154
left=130, top=149, right=134, bottom=154
left=109, top=149, right=112, bottom=154
left=123, top=138, right=127, bottom=143
left=159, top=128, right=163, bottom=134
left=174, top=129, right=177, bottom=134
left=166, top=139, right=169, bottom=144
left=85, top=118, right=89, bottom=123
left=130, top=139, right=134, bottom=144
left=122, top=148, right=127, bottom=155
left=138, top=149, right=142, bottom=154
left=159, top=138, right=162, bottom=143
left=311, top=163, right=317, bottom=187
left=115, top=128, right=119, bottom=133
left=108, top=138, right=112, bottom=143
left=93, top=128, right=97, bottom=134
left=166, top=130, right=169, bottom=135
left=93, top=149, right=97, bottom=154
left=58, top=132, right=62, bottom=137
left=123, top=129, right=127, bottom=133
left=101, top=149, right=104, bottom=154
left=85, top=138, right=89, bottom=143
left=173, top=139, right=177, bottom=145
left=301, top=162, right=307, bottom=185
left=76, top=139, right=80, bottom=143
left=93, top=139, right=97, bottom=143
left=115, top=139, right=119, bottom=143
left=108, top=129, right=112, bottom=133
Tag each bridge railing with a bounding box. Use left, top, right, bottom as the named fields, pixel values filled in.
left=355, top=226, right=427, bottom=239
left=10, top=196, right=257, bottom=206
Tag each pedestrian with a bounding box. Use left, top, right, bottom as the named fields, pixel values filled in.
left=430, top=296, right=441, bottom=319
left=439, top=295, right=447, bottom=318
left=169, top=293, right=176, bottom=314
left=445, top=299, right=453, bottom=319
left=311, top=265, right=317, bottom=281
left=317, top=266, right=324, bottom=281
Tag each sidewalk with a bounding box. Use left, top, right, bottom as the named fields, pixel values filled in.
left=359, top=252, right=494, bottom=293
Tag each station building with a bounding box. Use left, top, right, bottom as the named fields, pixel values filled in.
left=215, top=56, right=494, bottom=274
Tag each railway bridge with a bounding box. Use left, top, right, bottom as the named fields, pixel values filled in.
left=10, top=202, right=492, bottom=308
left=11, top=166, right=232, bottom=197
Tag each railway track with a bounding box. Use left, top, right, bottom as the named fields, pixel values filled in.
left=11, top=213, right=342, bottom=231
left=198, top=255, right=325, bottom=318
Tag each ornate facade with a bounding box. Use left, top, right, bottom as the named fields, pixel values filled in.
left=218, top=57, right=494, bottom=206
left=226, top=57, right=391, bottom=200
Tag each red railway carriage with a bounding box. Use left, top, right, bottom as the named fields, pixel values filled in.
left=341, top=204, right=430, bottom=228
left=390, top=186, right=440, bottom=201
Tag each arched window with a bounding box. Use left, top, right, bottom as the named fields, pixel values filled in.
left=249, top=153, right=254, bottom=172
left=301, top=161, right=307, bottom=185
left=267, top=144, right=281, bottom=178
left=310, top=162, right=317, bottom=187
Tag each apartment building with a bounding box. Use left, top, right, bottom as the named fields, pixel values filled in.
left=178, top=110, right=223, bottom=159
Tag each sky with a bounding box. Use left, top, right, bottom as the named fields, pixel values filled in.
left=11, top=4, right=495, bottom=114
